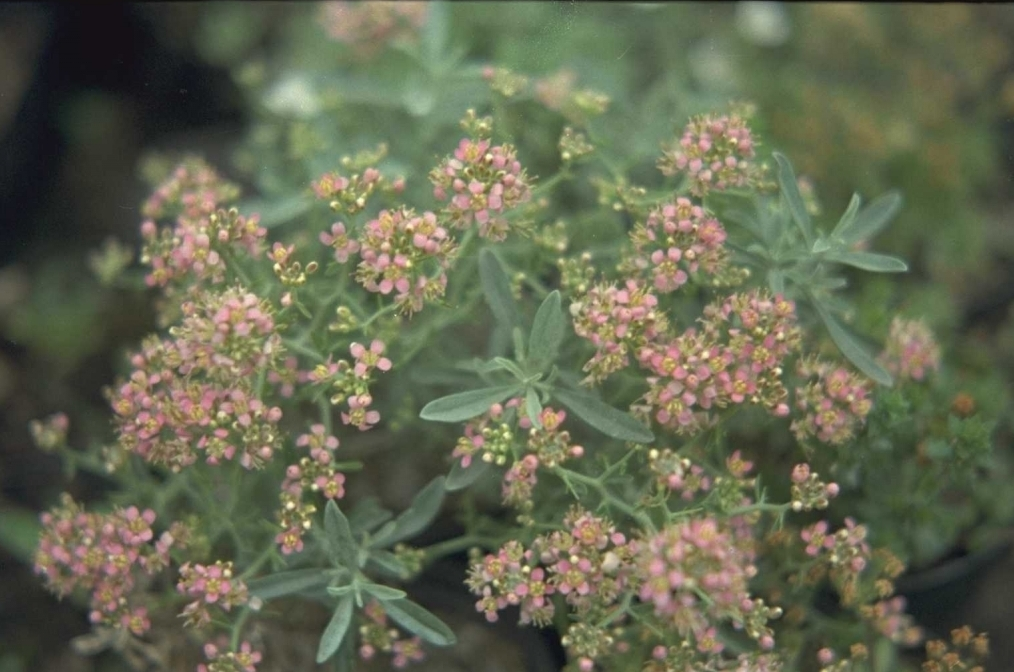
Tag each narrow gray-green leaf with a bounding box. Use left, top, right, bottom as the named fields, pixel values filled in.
left=830, top=193, right=862, bottom=240
left=383, top=598, right=457, bottom=646
left=367, top=550, right=410, bottom=579
left=316, top=595, right=355, bottom=663
left=420, top=384, right=524, bottom=422
left=446, top=455, right=493, bottom=491
left=238, top=194, right=313, bottom=229
left=773, top=152, right=813, bottom=245
left=347, top=498, right=393, bottom=535
left=327, top=585, right=356, bottom=597
left=479, top=249, right=520, bottom=329
left=248, top=569, right=331, bottom=601
left=324, top=500, right=358, bottom=569
left=814, top=302, right=893, bottom=386
left=369, top=476, right=446, bottom=549
left=528, top=290, right=566, bottom=367
left=838, top=191, right=902, bottom=246
left=823, top=250, right=908, bottom=273
left=767, top=269, right=785, bottom=296
left=553, top=387, right=654, bottom=443
left=362, top=582, right=408, bottom=602
left=526, top=387, right=544, bottom=428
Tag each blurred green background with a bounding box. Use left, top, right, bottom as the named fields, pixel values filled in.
left=3, top=3, right=1014, bottom=670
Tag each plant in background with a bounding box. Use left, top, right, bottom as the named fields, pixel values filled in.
left=19, top=3, right=1012, bottom=672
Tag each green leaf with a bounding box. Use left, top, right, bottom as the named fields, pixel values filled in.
left=419, top=384, right=524, bottom=422
left=316, top=594, right=355, bottom=664
left=361, top=582, right=408, bottom=602
left=237, top=194, right=312, bottom=229
left=479, top=249, right=520, bottom=329
left=248, top=569, right=331, bottom=601
left=837, top=191, right=903, bottom=246
left=813, top=302, right=893, bottom=386
left=526, top=387, right=544, bottom=428
left=553, top=387, right=654, bottom=443
left=830, top=193, right=862, bottom=240
left=527, top=290, right=566, bottom=367
left=346, top=498, right=393, bottom=535
left=368, top=476, right=446, bottom=549
left=367, top=550, right=410, bottom=579
left=324, top=500, right=358, bottom=569
left=773, top=152, right=814, bottom=246
left=326, top=585, right=356, bottom=597
left=823, top=250, right=908, bottom=273
left=766, top=269, right=785, bottom=296
left=0, top=507, right=42, bottom=565
left=446, top=454, right=493, bottom=491
left=382, top=598, right=457, bottom=646
left=421, top=0, right=451, bottom=65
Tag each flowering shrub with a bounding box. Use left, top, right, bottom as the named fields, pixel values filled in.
left=25, top=4, right=1010, bottom=672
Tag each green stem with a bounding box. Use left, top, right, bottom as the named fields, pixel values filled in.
left=726, top=502, right=791, bottom=517
left=422, top=535, right=495, bottom=563
left=554, top=467, right=656, bottom=532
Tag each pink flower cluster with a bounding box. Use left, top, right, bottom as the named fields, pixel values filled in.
left=860, top=596, right=922, bottom=646
left=468, top=509, right=634, bottom=636
left=109, top=288, right=284, bottom=472
left=636, top=516, right=768, bottom=651
left=276, top=424, right=346, bottom=555
left=311, top=340, right=392, bottom=432
left=658, top=113, right=760, bottom=197
left=319, top=1, right=427, bottom=58
left=353, top=208, right=457, bottom=315
left=198, top=640, right=262, bottom=672
left=430, top=138, right=532, bottom=241
left=570, top=279, right=667, bottom=384
left=628, top=198, right=730, bottom=293
left=789, top=463, right=840, bottom=512
left=800, top=518, right=870, bottom=574
left=34, top=495, right=185, bottom=635
left=358, top=600, right=427, bottom=668
left=637, top=290, right=801, bottom=434
left=177, top=560, right=250, bottom=628
left=311, top=167, right=386, bottom=215
left=647, top=449, right=712, bottom=500
left=791, top=358, right=873, bottom=445
left=879, top=317, right=941, bottom=383
left=140, top=159, right=265, bottom=288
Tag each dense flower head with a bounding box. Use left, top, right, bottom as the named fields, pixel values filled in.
left=658, top=112, right=762, bottom=197
left=177, top=560, right=250, bottom=628
left=467, top=508, right=634, bottom=630
left=29, top=412, right=69, bottom=452
left=198, top=640, right=263, bottom=672
left=312, top=167, right=387, bottom=215
left=570, top=278, right=669, bottom=384
left=638, top=290, right=801, bottom=433
left=789, top=462, right=839, bottom=512
left=319, top=1, right=427, bottom=57
left=533, top=68, right=611, bottom=125
left=635, top=516, right=773, bottom=649
left=141, top=158, right=265, bottom=288
left=879, top=317, right=941, bottom=383
left=142, top=157, right=240, bottom=223
left=429, top=137, right=532, bottom=240
left=353, top=207, right=456, bottom=315
left=109, top=286, right=285, bottom=472
left=310, top=341, right=391, bottom=432
left=791, top=357, right=873, bottom=445
left=33, top=494, right=186, bottom=635
left=627, top=197, right=731, bottom=292
left=859, top=596, right=922, bottom=646
left=647, top=448, right=712, bottom=500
